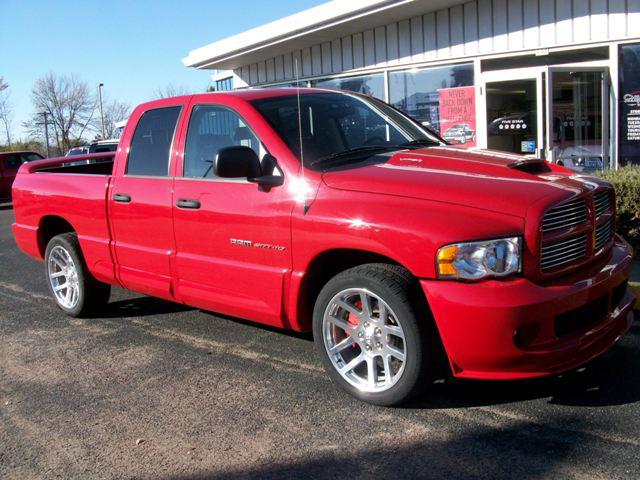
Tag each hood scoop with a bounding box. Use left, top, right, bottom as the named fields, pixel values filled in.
left=506, top=158, right=551, bottom=175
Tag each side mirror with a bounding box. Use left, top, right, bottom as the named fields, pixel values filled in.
left=214, top=146, right=262, bottom=179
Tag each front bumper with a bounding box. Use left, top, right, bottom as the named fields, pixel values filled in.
left=421, top=235, right=636, bottom=380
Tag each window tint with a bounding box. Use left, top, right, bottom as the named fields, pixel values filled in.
left=126, top=106, right=180, bottom=176
left=252, top=93, right=436, bottom=165
left=183, top=105, right=260, bottom=178
left=312, top=73, right=385, bottom=101
left=3, top=154, right=22, bottom=169
left=21, top=153, right=43, bottom=162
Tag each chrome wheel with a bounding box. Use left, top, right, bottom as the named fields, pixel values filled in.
left=48, top=245, right=80, bottom=309
left=322, top=288, right=406, bottom=393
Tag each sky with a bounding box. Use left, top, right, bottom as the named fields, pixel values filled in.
left=0, top=0, right=326, bottom=140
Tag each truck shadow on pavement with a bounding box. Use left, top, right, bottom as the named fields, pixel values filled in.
left=170, top=415, right=594, bottom=480
left=98, top=296, right=196, bottom=318
left=409, top=320, right=640, bottom=410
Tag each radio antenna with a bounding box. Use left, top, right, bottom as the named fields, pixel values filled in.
left=294, top=57, right=309, bottom=214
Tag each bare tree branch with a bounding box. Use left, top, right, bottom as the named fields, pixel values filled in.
left=30, top=73, right=96, bottom=153
left=0, top=77, right=13, bottom=146
left=152, top=84, right=192, bottom=99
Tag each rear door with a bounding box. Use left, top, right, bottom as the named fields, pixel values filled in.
left=171, top=99, right=293, bottom=326
left=108, top=103, right=184, bottom=300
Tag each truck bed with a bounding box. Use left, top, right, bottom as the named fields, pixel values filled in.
left=11, top=153, right=116, bottom=284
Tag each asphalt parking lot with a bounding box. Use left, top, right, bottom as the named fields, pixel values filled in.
left=1, top=204, right=639, bottom=480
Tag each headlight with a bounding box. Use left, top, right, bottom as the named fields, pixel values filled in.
left=437, top=237, right=522, bottom=280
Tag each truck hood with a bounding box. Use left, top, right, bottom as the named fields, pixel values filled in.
left=321, top=147, right=604, bottom=218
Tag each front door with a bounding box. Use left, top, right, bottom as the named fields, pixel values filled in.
left=171, top=101, right=293, bottom=327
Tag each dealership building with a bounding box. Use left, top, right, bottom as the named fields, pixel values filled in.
left=184, top=0, right=640, bottom=168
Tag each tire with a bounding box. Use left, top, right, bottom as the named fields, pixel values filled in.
left=44, top=233, right=111, bottom=317
left=313, top=263, right=426, bottom=406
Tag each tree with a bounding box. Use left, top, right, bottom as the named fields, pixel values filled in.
left=29, top=73, right=97, bottom=154
left=153, top=84, right=192, bottom=99
left=95, top=99, right=130, bottom=139
left=0, top=76, right=13, bottom=146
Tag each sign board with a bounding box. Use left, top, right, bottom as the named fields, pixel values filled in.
left=438, top=86, right=477, bottom=148
left=619, top=44, right=640, bottom=166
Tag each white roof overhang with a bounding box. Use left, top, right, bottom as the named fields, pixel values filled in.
left=183, top=0, right=466, bottom=70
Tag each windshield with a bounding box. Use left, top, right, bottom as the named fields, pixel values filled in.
left=251, top=92, right=442, bottom=168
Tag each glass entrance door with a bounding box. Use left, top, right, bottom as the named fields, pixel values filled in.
left=547, top=68, right=609, bottom=170
left=486, top=79, right=540, bottom=155
left=479, top=67, right=545, bottom=158
left=479, top=65, right=609, bottom=170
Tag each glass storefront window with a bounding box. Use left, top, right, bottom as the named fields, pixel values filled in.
left=619, top=43, right=640, bottom=166
left=312, top=73, right=385, bottom=101
left=389, top=63, right=474, bottom=141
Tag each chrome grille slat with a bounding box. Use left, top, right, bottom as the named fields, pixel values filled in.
left=544, top=211, right=587, bottom=222
left=594, top=190, right=611, bottom=218
left=594, top=220, right=612, bottom=251
left=541, top=236, right=587, bottom=251
left=544, top=205, right=588, bottom=217
left=540, top=233, right=588, bottom=271
left=541, top=252, right=587, bottom=270
left=542, top=199, right=587, bottom=233
left=541, top=245, right=588, bottom=263
left=541, top=248, right=587, bottom=265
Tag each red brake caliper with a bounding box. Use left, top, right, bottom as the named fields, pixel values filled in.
left=347, top=299, right=361, bottom=348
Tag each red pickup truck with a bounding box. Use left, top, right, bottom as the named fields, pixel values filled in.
left=12, top=89, right=636, bottom=406
left=0, top=151, right=43, bottom=199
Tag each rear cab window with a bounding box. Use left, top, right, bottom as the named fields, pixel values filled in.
left=126, top=106, right=181, bottom=177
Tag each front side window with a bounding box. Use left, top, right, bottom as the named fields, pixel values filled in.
left=183, top=105, right=260, bottom=178
left=252, top=92, right=440, bottom=168
left=126, top=106, right=181, bottom=176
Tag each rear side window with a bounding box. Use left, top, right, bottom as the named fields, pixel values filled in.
left=126, top=106, right=181, bottom=176
left=183, top=105, right=260, bottom=178
left=3, top=154, right=22, bottom=169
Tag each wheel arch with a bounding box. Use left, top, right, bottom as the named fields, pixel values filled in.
left=38, top=215, right=76, bottom=258
left=295, top=248, right=426, bottom=332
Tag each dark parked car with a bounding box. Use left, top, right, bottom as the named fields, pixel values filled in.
left=0, top=151, right=44, bottom=199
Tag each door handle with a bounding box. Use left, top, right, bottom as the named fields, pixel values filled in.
left=176, top=198, right=201, bottom=209
left=113, top=193, right=131, bottom=203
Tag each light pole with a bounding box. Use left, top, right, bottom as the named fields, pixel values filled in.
left=41, top=112, right=50, bottom=158
left=98, top=82, right=105, bottom=140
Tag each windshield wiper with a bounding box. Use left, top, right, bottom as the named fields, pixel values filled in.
left=310, top=145, right=400, bottom=167
left=395, top=139, right=439, bottom=148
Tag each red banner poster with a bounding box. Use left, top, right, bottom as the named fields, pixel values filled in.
left=438, top=86, right=477, bottom=148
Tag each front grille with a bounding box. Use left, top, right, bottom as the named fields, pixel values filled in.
left=540, top=233, right=588, bottom=272
left=594, top=220, right=612, bottom=251
left=542, top=198, right=587, bottom=233
left=594, top=190, right=612, bottom=217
